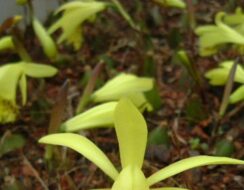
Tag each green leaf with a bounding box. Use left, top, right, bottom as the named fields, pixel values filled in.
left=0, top=133, right=25, bottom=157
left=62, top=102, right=117, bottom=132
left=144, top=85, right=162, bottom=111
left=22, top=63, right=58, bottom=78
left=148, top=127, right=169, bottom=146
left=147, top=156, right=244, bottom=186
left=114, top=98, right=147, bottom=169
left=39, top=133, right=119, bottom=180
left=32, top=17, right=58, bottom=59
left=215, top=139, right=235, bottom=157
left=111, top=0, right=140, bottom=31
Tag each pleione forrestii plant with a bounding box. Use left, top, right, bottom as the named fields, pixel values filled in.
left=39, top=98, right=244, bottom=190
left=205, top=60, right=244, bottom=103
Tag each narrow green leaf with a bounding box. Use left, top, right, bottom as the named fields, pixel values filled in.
left=39, top=133, right=119, bottom=180
left=63, top=102, right=117, bottom=132
left=111, top=0, right=140, bottom=31
left=147, top=156, right=244, bottom=186
left=114, top=98, right=147, bottom=168
left=32, top=17, right=57, bottom=59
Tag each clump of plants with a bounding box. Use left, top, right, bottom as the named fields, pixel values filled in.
left=196, top=8, right=244, bottom=115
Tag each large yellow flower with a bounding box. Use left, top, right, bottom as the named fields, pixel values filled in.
left=40, top=99, right=244, bottom=190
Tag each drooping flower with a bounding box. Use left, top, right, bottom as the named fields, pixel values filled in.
left=0, top=62, right=57, bottom=105
left=195, top=12, right=244, bottom=56
left=91, top=73, right=154, bottom=111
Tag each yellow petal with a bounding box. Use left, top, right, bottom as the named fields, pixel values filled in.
left=147, top=156, right=244, bottom=186
left=63, top=102, right=117, bottom=132
left=114, top=98, right=147, bottom=168
left=92, top=73, right=153, bottom=102
left=39, top=133, right=119, bottom=180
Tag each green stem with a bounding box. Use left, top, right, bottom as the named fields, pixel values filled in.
left=76, top=62, right=104, bottom=114
left=110, top=0, right=140, bottom=31
left=12, top=36, right=32, bottom=62
left=219, top=60, right=238, bottom=117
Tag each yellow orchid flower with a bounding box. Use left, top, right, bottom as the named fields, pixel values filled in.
left=205, top=61, right=244, bottom=103
left=195, top=12, right=244, bottom=56
left=92, top=73, right=154, bottom=111
left=0, top=62, right=57, bottom=105
left=48, top=0, right=107, bottom=50
left=39, top=98, right=244, bottom=190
